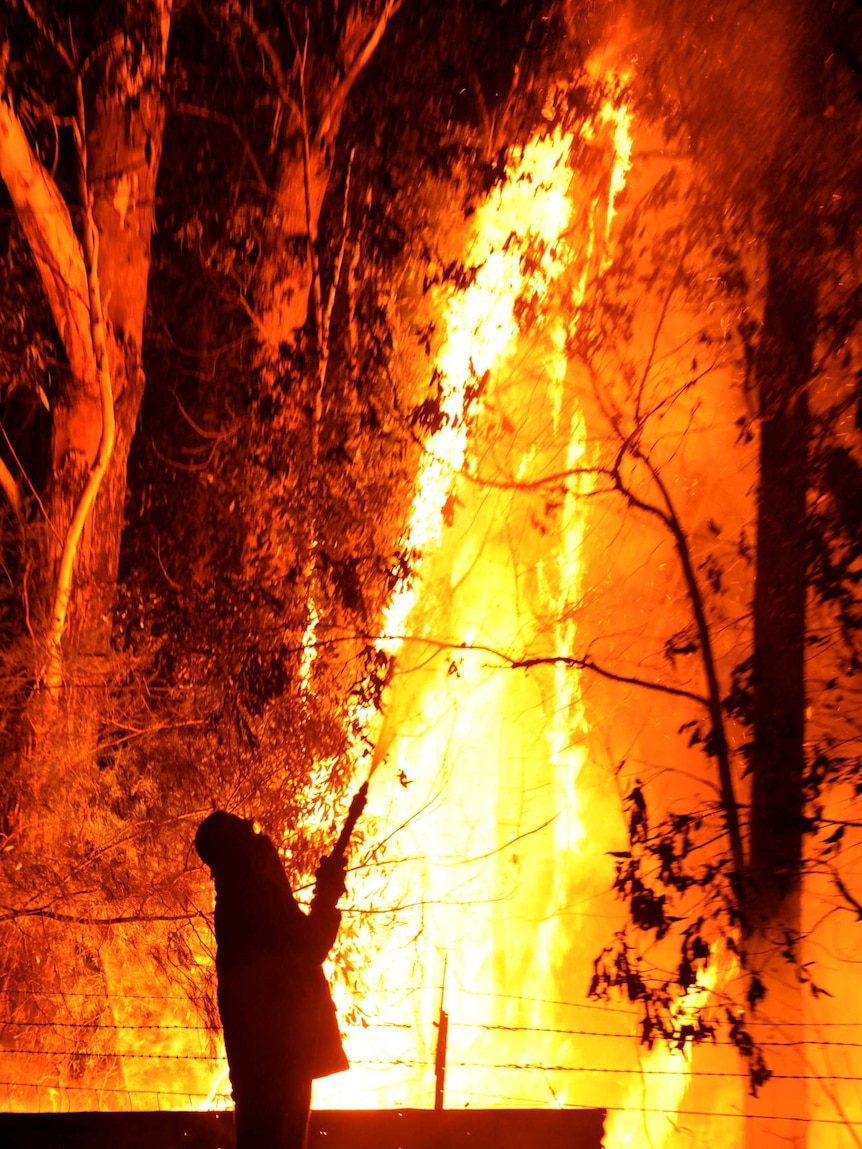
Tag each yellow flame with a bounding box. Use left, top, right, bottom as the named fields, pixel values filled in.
left=343, top=128, right=581, bottom=777
left=208, top=74, right=741, bottom=1141
left=601, top=100, right=633, bottom=239
left=382, top=128, right=575, bottom=647
left=299, top=593, right=321, bottom=688
left=317, top=110, right=629, bottom=1112
left=175, top=77, right=643, bottom=1127
left=605, top=944, right=738, bottom=1149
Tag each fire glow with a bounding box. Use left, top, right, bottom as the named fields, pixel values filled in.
left=310, top=72, right=862, bottom=1146
left=206, top=81, right=767, bottom=1147
left=5, top=53, right=860, bottom=1149
left=191, top=91, right=641, bottom=1123
left=312, top=92, right=660, bottom=1126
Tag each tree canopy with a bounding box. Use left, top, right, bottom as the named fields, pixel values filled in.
left=0, top=0, right=860, bottom=1140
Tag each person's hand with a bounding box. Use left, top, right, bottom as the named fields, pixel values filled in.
left=315, top=852, right=347, bottom=902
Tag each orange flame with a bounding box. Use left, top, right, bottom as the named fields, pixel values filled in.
left=315, top=100, right=632, bottom=1114
left=190, top=63, right=862, bottom=1149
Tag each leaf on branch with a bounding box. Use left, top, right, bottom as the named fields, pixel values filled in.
left=723, top=655, right=754, bottom=724
left=746, top=973, right=766, bottom=1010
left=626, top=782, right=648, bottom=843
left=663, top=625, right=699, bottom=665
left=698, top=553, right=723, bottom=595
left=798, top=961, right=834, bottom=999
left=727, top=1011, right=773, bottom=1096
left=824, top=823, right=845, bottom=849
left=640, top=1014, right=656, bottom=1048
left=630, top=886, right=672, bottom=938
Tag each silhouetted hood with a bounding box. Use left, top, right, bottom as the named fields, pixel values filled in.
left=195, top=810, right=255, bottom=868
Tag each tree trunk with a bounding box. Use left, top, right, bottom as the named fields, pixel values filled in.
left=241, top=5, right=400, bottom=676
left=0, top=1, right=169, bottom=828
left=743, top=6, right=826, bottom=1142
left=745, top=225, right=815, bottom=1149
left=50, top=25, right=167, bottom=662
left=0, top=6, right=171, bottom=1098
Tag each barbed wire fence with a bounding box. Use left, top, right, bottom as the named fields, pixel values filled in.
left=2, top=988, right=862, bottom=1126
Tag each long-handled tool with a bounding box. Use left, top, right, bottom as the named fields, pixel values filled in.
left=330, top=781, right=369, bottom=863
left=331, top=692, right=400, bottom=861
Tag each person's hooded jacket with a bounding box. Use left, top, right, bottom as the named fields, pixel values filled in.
left=195, top=811, right=348, bottom=1102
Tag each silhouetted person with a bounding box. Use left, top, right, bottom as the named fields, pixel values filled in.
left=195, top=812, right=349, bottom=1149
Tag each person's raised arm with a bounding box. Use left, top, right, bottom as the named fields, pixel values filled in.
left=306, top=852, right=346, bottom=960
left=306, top=783, right=367, bottom=960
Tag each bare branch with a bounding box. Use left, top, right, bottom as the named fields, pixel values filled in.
left=0, top=424, right=59, bottom=535
left=359, top=633, right=711, bottom=707
left=833, top=870, right=862, bottom=920
left=576, top=337, right=747, bottom=887
left=237, top=3, right=301, bottom=127
left=633, top=246, right=689, bottom=422
left=316, top=0, right=405, bottom=147
left=620, top=444, right=747, bottom=889
left=506, top=651, right=710, bottom=707
left=0, top=905, right=194, bottom=925
left=20, top=0, right=75, bottom=71
left=465, top=462, right=612, bottom=494
left=293, top=19, right=326, bottom=473
left=0, top=454, right=22, bottom=517
left=322, top=147, right=356, bottom=355
left=346, top=199, right=364, bottom=385
left=0, top=79, right=94, bottom=387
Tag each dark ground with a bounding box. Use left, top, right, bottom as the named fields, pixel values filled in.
left=0, top=1107, right=606, bottom=1148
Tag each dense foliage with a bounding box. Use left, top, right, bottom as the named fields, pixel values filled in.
left=0, top=0, right=585, bottom=1098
